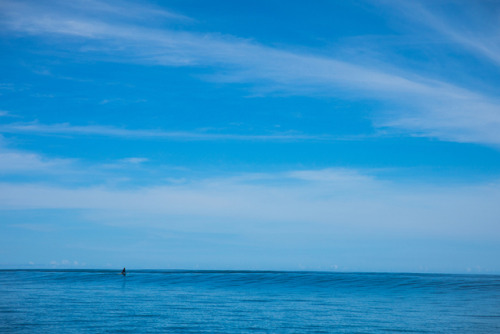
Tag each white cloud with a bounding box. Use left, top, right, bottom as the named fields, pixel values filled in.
left=0, top=169, right=499, bottom=240
left=119, top=157, right=148, bottom=164
left=1, top=0, right=499, bottom=145
left=0, top=137, right=76, bottom=173
left=60, top=0, right=191, bottom=22
left=0, top=110, right=21, bottom=118
left=0, top=137, right=151, bottom=179
left=0, top=122, right=346, bottom=141
left=0, top=1, right=443, bottom=95
left=385, top=0, right=500, bottom=66
left=379, top=96, right=500, bottom=145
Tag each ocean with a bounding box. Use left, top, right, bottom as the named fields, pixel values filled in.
left=0, top=270, right=499, bottom=333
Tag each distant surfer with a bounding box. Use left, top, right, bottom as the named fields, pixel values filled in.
left=121, top=267, right=126, bottom=276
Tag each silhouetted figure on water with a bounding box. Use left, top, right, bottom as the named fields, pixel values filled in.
left=121, top=267, right=126, bottom=276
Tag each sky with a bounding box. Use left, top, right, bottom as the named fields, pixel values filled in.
left=1, top=0, right=500, bottom=273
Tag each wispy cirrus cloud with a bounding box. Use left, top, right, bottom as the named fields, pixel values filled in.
left=379, top=95, right=500, bottom=145
left=0, top=122, right=361, bottom=142
left=60, top=0, right=192, bottom=22
left=0, top=0, right=455, bottom=95
left=0, top=0, right=190, bottom=30
left=383, top=0, right=500, bottom=67
left=1, top=0, right=500, bottom=145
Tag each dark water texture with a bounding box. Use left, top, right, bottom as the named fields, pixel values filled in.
left=1, top=270, right=499, bottom=333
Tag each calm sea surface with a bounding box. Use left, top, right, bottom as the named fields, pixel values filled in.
left=0, top=270, right=499, bottom=333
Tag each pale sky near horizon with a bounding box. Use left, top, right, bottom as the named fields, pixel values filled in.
left=1, top=0, right=500, bottom=273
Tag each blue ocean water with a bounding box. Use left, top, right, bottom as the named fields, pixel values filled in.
left=0, top=270, right=499, bottom=333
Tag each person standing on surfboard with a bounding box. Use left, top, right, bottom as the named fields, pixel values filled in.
left=121, top=267, right=126, bottom=276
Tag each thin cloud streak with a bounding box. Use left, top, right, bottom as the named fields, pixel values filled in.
left=0, top=122, right=365, bottom=142
left=379, top=97, right=500, bottom=146
left=386, top=0, right=500, bottom=67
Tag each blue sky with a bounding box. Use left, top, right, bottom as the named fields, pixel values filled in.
left=1, top=0, right=500, bottom=272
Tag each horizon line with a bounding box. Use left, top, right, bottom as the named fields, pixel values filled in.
left=0, top=268, right=497, bottom=276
